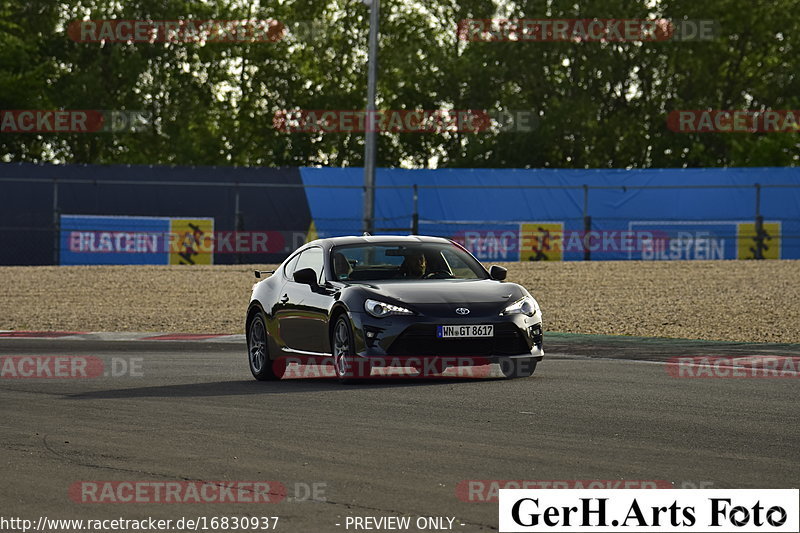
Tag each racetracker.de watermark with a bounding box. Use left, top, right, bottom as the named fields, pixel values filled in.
left=69, top=481, right=286, bottom=504
left=69, top=481, right=326, bottom=504
left=67, top=19, right=284, bottom=43
left=272, top=109, right=537, bottom=133
left=457, top=19, right=718, bottom=42
left=0, top=356, right=143, bottom=379
left=666, top=356, right=800, bottom=378
left=0, top=110, right=151, bottom=133
left=274, top=356, right=530, bottom=379
left=457, top=480, right=674, bottom=503
left=667, top=110, right=800, bottom=133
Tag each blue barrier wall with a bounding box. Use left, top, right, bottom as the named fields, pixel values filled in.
left=2, top=163, right=798, bottom=264
left=0, top=163, right=312, bottom=265
left=300, top=167, right=800, bottom=261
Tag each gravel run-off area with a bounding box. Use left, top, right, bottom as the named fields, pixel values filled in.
left=1, top=261, right=798, bottom=343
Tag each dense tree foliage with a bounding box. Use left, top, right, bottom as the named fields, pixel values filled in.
left=0, top=0, right=798, bottom=168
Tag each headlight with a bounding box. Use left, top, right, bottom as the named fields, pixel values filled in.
left=364, top=299, right=414, bottom=318
left=502, top=296, right=538, bottom=317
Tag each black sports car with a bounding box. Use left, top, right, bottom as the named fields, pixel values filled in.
left=245, top=235, right=544, bottom=382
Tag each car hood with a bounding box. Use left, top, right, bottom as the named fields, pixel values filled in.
left=349, top=279, right=526, bottom=317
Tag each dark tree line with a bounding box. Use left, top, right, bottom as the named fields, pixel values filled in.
left=1, top=0, right=798, bottom=168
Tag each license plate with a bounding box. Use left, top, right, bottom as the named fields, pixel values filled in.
left=437, top=325, right=493, bottom=338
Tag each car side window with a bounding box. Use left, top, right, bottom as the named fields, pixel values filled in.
left=283, top=253, right=301, bottom=279
left=293, top=247, right=324, bottom=284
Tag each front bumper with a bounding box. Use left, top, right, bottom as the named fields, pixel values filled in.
left=347, top=311, right=544, bottom=365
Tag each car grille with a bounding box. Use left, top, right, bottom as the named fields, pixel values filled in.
left=387, top=323, right=529, bottom=357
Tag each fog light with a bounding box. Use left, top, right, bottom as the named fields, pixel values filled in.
left=529, top=325, right=543, bottom=348
left=363, top=326, right=383, bottom=348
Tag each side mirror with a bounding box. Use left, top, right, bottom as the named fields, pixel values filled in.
left=489, top=265, right=507, bottom=281
left=293, top=267, right=319, bottom=286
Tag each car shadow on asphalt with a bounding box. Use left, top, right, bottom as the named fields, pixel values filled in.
left=64, top=376, right=495, bottom=399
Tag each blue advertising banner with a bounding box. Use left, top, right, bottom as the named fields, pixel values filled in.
left=60, top=215, right=171, bottom=265
left=60, top=215, right=221, bottom=265
left=60, top=215, right=170, bottom=265
left=627, top=221, right=739, bottom=260
left=627, top=220, right=782, bottom=260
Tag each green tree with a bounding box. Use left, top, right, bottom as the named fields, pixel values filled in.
left=0, top=0, right=797, bottom=168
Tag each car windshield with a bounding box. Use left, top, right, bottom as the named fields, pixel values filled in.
left=330, top=242, right=488, bottom=282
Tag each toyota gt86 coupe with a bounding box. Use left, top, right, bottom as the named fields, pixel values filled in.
left=245, top=235, right=544, bottom=382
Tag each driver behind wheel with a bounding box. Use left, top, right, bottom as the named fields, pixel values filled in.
left=398, top=251, right=426, bottom=278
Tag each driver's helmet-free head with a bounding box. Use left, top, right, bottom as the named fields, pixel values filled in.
left=400, top=250, right=426, bottom=278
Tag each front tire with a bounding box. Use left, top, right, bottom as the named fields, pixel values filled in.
left=247, top=311, right=283, bottom=381
left=500, top=357, right=537, bottom=379
left=332, top=315, right=370, bottom=383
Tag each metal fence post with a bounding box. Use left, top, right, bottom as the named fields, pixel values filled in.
left=234, top=184, right=244, bottom=264
left=412, top=184, right=419, bottom=235
left=53, top=178, right=60, bottom=265
left=754, top=183, right=764, bottom=260
left=583, top=184, right=591, bottom=261
left=362, top=0, right=380, bottom=235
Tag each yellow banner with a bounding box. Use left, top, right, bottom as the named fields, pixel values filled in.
left=519, top=222, right=563, bottom=261
left=737, top=222, right=780, bottom=259
left=169, top=218, right=214, bottom=265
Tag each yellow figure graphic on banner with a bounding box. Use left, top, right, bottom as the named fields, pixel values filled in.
left=169, top=218, right=214, bottom=265
left=520, top=223, right=563, bottom=261
left=737, top=222, right=780, bottom=259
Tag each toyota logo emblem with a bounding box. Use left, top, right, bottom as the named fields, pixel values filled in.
left=455, top=307, right=470, bottom=315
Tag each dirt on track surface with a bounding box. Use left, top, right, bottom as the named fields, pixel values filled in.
left=1, top=261, right=798, bottom=343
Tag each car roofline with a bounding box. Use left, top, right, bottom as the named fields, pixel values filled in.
left=309, top=234, right=453, bottom=249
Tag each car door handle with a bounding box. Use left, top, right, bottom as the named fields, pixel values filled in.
left=280, top=294, right=289, bottom=303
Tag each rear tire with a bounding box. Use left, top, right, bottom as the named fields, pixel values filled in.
left=500, top=357, right=537, bottom=379
left=247, top=311, right=283, bottom=381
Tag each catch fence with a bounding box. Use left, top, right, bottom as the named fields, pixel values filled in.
left=2, top=170, right=798, bottom=264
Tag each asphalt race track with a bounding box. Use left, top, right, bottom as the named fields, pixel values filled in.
left=1, top=336, right=798, bottom=532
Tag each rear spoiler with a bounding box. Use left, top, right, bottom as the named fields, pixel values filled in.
left=254, top=270, right=274, bottom=279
